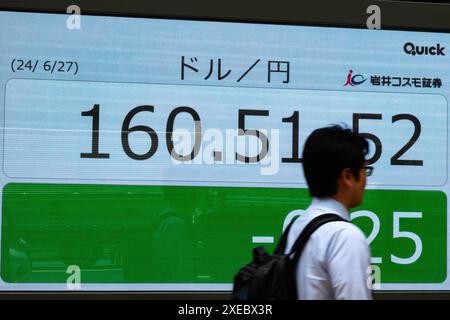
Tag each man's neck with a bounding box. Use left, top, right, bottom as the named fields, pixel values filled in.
left=331, top=194, right=351, bottom=211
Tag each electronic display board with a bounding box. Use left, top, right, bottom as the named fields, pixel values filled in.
left=0, top=9, right=448, bottom=293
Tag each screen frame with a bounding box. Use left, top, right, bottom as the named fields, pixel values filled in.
left=1, top=0, right=450, bottom=299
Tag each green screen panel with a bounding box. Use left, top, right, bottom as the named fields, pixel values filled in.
left=1, top=183, right=446, bottom=285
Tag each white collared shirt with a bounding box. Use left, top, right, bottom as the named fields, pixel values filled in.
left=285, top=197, right=372, bottom=300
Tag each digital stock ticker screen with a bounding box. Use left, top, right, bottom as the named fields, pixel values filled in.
left=0, top=8, right=448, bottom=294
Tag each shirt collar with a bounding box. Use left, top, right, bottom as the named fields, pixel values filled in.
left=309, top=197, right=350, bottom=221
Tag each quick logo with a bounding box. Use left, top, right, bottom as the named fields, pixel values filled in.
left=403, top=42, right=445, bottom=56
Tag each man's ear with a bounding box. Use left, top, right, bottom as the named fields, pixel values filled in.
left=339, top=168, right=354, bottom=188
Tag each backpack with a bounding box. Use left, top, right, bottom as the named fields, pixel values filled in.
left=231, top=213, right=346, bottom=300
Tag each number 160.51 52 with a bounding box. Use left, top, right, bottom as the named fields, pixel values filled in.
left=81, top=103, right=423, bottom=166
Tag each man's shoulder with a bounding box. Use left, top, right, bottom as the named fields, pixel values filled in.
left=306, top=218, right=370, bottom=265
left=310, top=217, right=367, bottom=244
left=288, top=211, right=367, bottom=246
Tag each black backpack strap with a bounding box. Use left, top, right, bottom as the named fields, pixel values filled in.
left=273, top=218, right=297, bottom=255
left=289, top=213, right=347, bottom=268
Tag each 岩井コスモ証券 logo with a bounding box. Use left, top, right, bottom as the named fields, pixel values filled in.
left=343, top=69, right=442, bottom=89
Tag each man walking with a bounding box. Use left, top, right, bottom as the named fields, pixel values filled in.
left=285, top=124, right=373, bottom=300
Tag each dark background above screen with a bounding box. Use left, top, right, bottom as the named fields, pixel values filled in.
left=1, top=0, right=450, bottom=33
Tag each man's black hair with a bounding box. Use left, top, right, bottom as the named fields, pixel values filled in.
left=302, top=124, right=369, bottom=198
